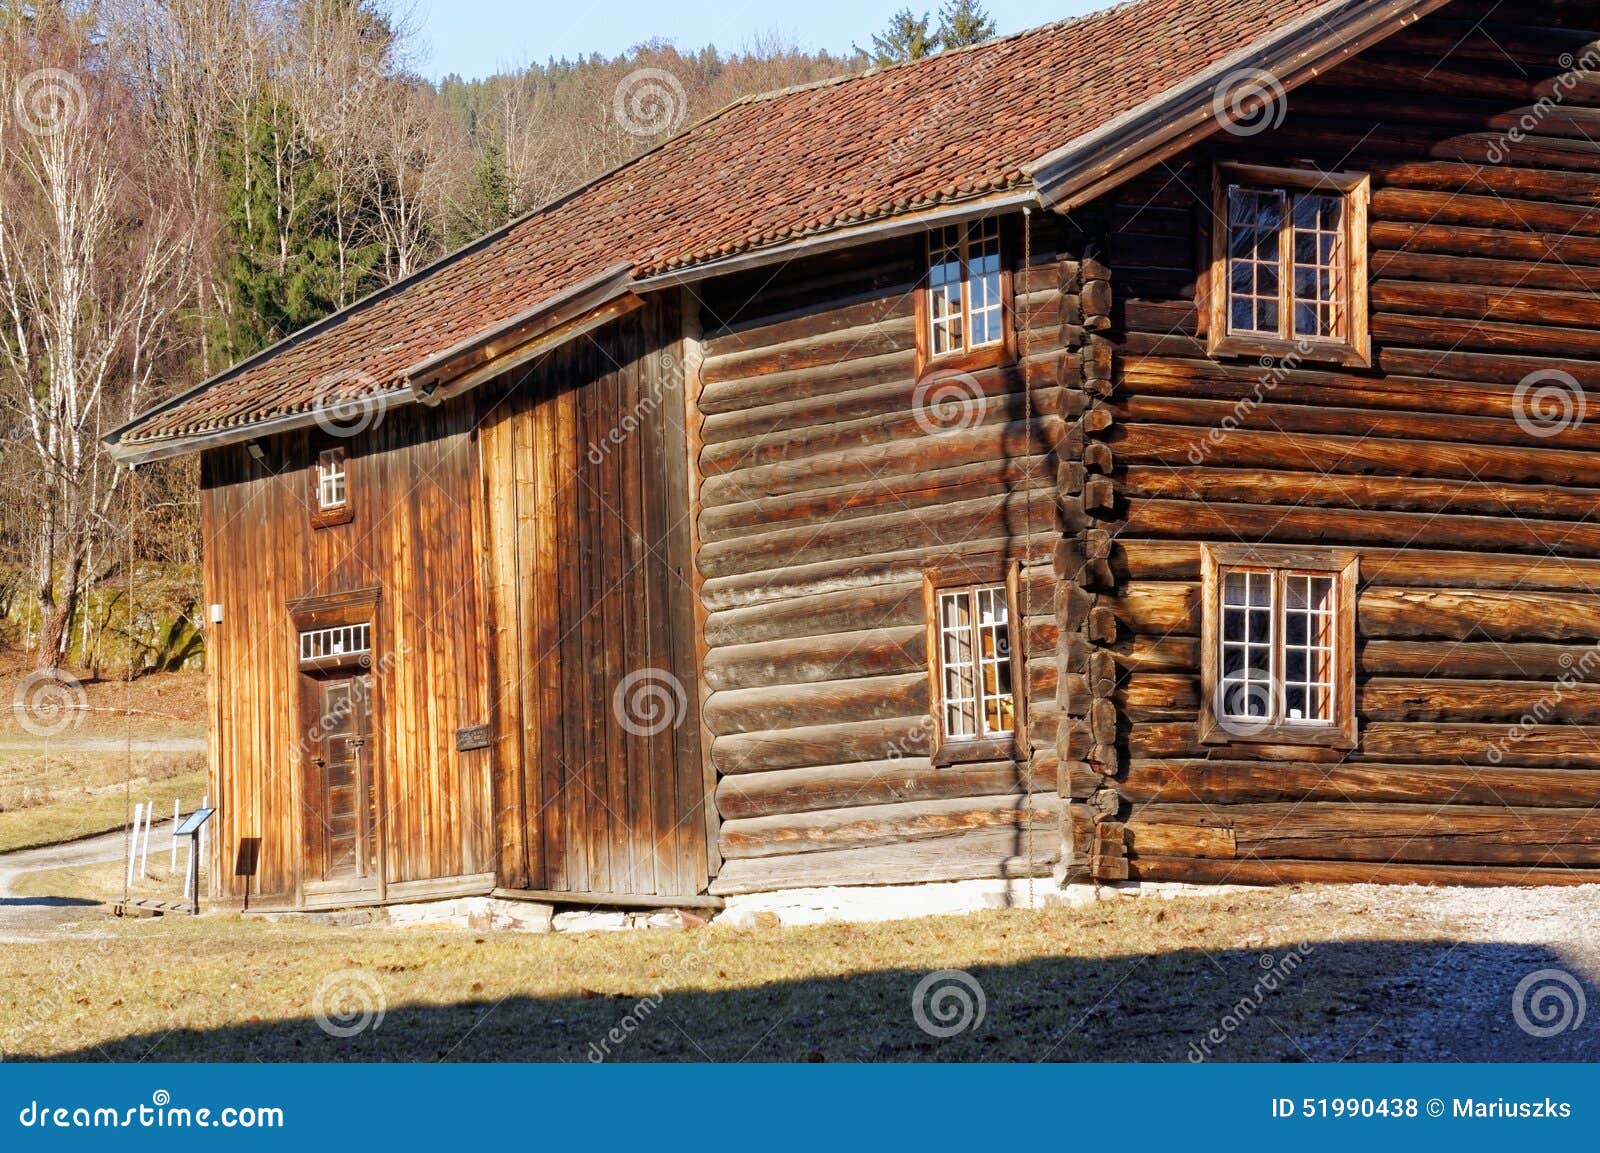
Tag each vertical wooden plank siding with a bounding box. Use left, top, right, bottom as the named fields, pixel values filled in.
left=475, top=296, right=710, bottom=900
left=199, top=397, right=494, bottom=905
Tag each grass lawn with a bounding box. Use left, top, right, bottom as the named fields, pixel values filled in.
left=0, top=763, right=206, bottom=854
left=0, top=888, right=1453, bottom=1063
left=0, top=665, right=206, bottom=853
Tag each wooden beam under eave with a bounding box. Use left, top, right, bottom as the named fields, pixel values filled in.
left=413, top=293, right=647, bottom=407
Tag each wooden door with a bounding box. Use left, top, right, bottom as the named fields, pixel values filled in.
left=308, top=674, right=377, bottom=883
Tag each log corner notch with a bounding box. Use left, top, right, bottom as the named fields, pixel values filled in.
left=1057, top=219, right=1127, bottom=883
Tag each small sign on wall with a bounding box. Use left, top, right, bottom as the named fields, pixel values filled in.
left=455, top=723, right=492, bottom=752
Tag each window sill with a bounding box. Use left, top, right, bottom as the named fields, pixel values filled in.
left=1198, top=715, right=1357, bottom=751
left=311, top=505, right=354, bottom=530
left=917, top=342, right=1013, bottom=382
left=1208, top=333, right=1371, bottom=370
left=933, top=734, right=1030, bottom=766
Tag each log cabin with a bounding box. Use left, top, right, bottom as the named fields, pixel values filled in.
left=107, top=0, right=1600, bottom=912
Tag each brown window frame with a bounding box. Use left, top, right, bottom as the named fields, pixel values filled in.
left=1198, top=544, right=1358, bottom=749
left=1204, top=162, right=1371, bottom=368
left=923, top=560, right=1029, bottom=766
left=311, top=446, right=354, bottom=529
left=914, top=218, right=1016, bottom=379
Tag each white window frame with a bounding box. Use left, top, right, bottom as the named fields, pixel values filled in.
left=924, top=219, right=1006, bottom=361
left=317, top=448, right=348, bottom=511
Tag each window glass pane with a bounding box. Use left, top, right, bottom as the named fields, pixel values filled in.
left=1226, top=188, right=1284, bottom=337
left=974, top=585, right=1013, bottom=736
left=1280, top=573, right=1336, bottom=723
left=929, top=226, right=966, bottom=356
left=939, top=591, right=978, bottom=737
left=1291, top=193, right=1344, bottom=339
left=965, top=221, right=1003, bottom=349
left=1219, top=570, right=1274, bottom=720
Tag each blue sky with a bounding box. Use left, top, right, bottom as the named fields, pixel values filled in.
left=409, top=0, right=1097, bottom=81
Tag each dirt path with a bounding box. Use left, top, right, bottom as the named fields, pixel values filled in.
left=0, top=822, right=175, bottom=940
left=0, top=736, right=205, bottom=754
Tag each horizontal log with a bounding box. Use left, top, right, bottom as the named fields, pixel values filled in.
left=1125, top=499, right=1600, bottom=559
left=700, top=541, right=1058, bottom=613
left=702, top=416, right=1062, bottom=506
left=1114, top=540, right=1600, bottom=593
left=701, top=455, right=1054, bottom=541
left=1127, top=856, right=1600, bottom=888
left=1121, top=758, right=1600, bottom=808
left=1117, top=394, right=1600, bottom=456
left=704, top=626, right=926, bottom=691
left=705, top=581, right=920, bottom=648
left=700, top=313, right=914, bottom=386
left=1129, top=801, right=1600, bottom=866
left=699, top=350, right=908, bottom=416
left=1130, top=721, right=1600, bottom=769
left=698, top=492, right=1064, bottom=581
left=719, top=793, right=1062, bottom=859
left=708, top=825, right=1058, bottom=894
left=1123, top=465, right=1600, bottom=523
left=704, top=673, right=928, bottom=735
left=711, top=716, right=932, bottom=775
left=715, top=756, right=1057, bottom=819
left=703, top=290, right=913, bottom=361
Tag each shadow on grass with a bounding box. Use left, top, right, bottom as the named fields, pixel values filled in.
left=36, top=939, right=1599, bottom=1063
left=0, top=895, right=99, bottom=908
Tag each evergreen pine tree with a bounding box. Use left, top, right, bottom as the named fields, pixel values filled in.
left=937, top=0, right=997, bottom=49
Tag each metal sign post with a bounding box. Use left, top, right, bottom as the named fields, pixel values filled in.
left=174, top=807, right=215, bottom=916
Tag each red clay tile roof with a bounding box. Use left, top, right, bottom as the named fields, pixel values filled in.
left=116, top=0, right=1335, bottom=450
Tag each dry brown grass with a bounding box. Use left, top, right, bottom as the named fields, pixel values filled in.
left=0, top=666, right=206, bottom=852
left=0, top=888, right=1450, bottom=1063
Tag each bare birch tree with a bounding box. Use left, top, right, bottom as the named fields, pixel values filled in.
left=0, top=26, right=192, bottom=666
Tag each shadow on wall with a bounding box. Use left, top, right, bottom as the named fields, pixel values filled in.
left=31, top=940, right=1600, bottom=1063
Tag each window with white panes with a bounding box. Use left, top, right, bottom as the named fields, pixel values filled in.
left=937, top=585, right=1015, bottom=741
left=926, top=220, right=1004, bottom=360
left=1209, top=165, right=1370, bottom=366
left=317, top=448, right=348, bottom=510
left=1216, top=568, right=1341, bottom=728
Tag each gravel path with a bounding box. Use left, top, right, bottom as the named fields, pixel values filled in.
left=0, top=823, right=175, bottom=941
left=1281, top=884, right=1600, bottom=1061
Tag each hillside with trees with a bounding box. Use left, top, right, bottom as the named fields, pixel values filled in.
left=0, top=0, right=995, bottom=676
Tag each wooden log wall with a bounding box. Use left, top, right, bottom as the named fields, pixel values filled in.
left=477, top=296, right=710, bottom=901
left=692, top=222, right=1082, bottom=895
left=199, top=398, right=494, bottom=904
left=1099, top=0, right=1600, bottom=885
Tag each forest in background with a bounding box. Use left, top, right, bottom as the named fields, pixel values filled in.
left=0, top=0, right=996, bottom=677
